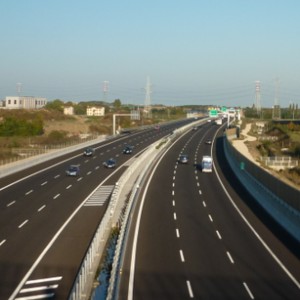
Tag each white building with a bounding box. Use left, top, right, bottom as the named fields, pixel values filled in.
left=64, top=106, right=74, bottom=115
left=86, top=106, right=105, bottom=116
left=5, top=96, right=47, bottom=109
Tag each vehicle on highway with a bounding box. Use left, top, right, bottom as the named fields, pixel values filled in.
left=205, top=139, right=212, bottom=145
left=103, top=158, right=117, bottom=168
left=178, top=154, right=189, bottom=164
left=201, top=156, right=213, bottom=172
left=66, top=165, right=80, bottom=176
left=123, top=145, right=133, bottom=154
left=83, top=147, right=95, bottom=157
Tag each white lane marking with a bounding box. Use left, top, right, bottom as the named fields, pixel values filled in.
left=173, top=213, right=177, bottom=220
left=172, top=200, right=175, bottom=206
left=95, top=166, right=99, bottom=170
left=25, top=190, right=33, bottom=196
left=54, top=175, right=60, bottom=179
left=202, top=201, right=206, bottom=207
left=26, top=276, right=62, bottom=284
left=38, top=205, right=46, bottom=212
left=216, top=230, right=222, bottom=239
left=53, top=194, right=60, bottom=199
left=66, top=185, right=72, bottom=189
left=195, top=176, right=198, bottom=180
left=0, top=240, right=6, bottom=246
left=172, top=190, right=175, bottom=196
left=226, top=251, right=234, bottom=264
left=7, top=201, right=16, bottom=207
left=197, top=182, right=200, bottom=187
left=173, top=176, right=175, bottom=180
left=208, top=214, right=213, bottom=222
left=20, top=284, right=58, bottom=293
left=18, top=220, right=28, bottom=228
left=87, top=171, right=92, bottom=175
left=186, top=280, right=194, bottom=298
left=199, top=190, right=202, bottom=195
left=41, top=181, right=48, bottom=186
left=77, top=177, right=82, bottom=181
left=180, top=250, right=185, bottom=262
left=243, top=282, right=255, bottom=299
left=176, top=228, right=180, bottom=238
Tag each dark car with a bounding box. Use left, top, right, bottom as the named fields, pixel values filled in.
left=83, top=147, right=95, bottom=156
left=103, top=158, right=116, bottom=168
left=66, top=165, right=80, bottom=176
left=123, top=145, right=133, bottom=154
left=178, top=154, right=189, bottom=164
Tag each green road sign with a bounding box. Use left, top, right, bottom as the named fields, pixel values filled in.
left=209, top=109, right=218, bottom=117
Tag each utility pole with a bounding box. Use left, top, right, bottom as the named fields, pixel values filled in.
left=103, top=80, right=109, bottom=102
left=255, top=80, right=261, bottom=116
left=144, top=76, right=152, bottom=118
left=16, top=83, right=22, bottom=96
left=272, top=77, right=281, bottom=119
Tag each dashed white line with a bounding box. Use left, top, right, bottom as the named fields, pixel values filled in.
left=216, top=230, right=222, bottom=239
left=199, top=190, right=202, bottom=195
left=18, top=220, right=28, bottom=228
left=208, top=214, right=213, bottom=222
left=41, top=181, right=48, bottom=186
left=172, top=183, right=175, bottom=187
left=186, top=280, right=194, bottom=298
left=202, top=201, right=206, bottom=207
left=243, top=282, right=254, bottom=299
left=7, top=201, right=16, bottom=207
left=173, top=176, right=176, bottom=180
left=0, top=239, right=6, bottom=246
left=54, top=175, right=60, bottom=179
left=173, top=212, right=177, bottom=220
left=197, top=182, right=200, bottom=187
left=172, top=200, right=175, bottom=206
left=179, top=250, right=185, bottom=262
left=53, top=194, right=60, bottom=199
left=25, top=190, right=33, bottom=196
left=226, top=251, right=234, bottom=264
left=176, top=228, right=180, bottom=238
left=77, top=177, right=82, bottom=181
left=38, top=205, right=46, bottom=212
left=172, top=190, right=175, bottom=196
left=87, top=171, right=92, bottom=175
left=66, top=185, right=72, bottom=189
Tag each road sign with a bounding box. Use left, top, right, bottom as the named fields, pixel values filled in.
left=209, top=109, right=218, bottom=117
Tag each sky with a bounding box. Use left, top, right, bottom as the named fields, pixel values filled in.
left=1, top=0, right=300, bottom=108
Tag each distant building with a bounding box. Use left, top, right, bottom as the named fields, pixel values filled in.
left=86, top=106, right=105, bottom=116
left=64, top=106, right=74, bottom=115
left=5, top=96, right=47, bottom=109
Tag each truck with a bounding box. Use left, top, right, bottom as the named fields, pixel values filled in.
left=201, top=156, right=213, bottom=173
left=215, top=118, right=222, bottom=125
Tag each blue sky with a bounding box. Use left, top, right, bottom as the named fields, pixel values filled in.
left=1, top=0, right=300, bottom=107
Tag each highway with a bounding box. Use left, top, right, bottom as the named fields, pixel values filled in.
left=0, top=119, right=195, bottom=300
left=117, top=122, right=300, bottom=299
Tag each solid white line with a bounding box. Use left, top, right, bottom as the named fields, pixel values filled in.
left=176, top=228, right=180, bottom=238
left=179, top=250, right=185, bottom=262
left=0, top=239, right=6, bottom=246
left=7, top=201, right=16, bottom=207
left=26, top=276, right=62, bottom=284
left=216, top=230, right=222, bottom=239
left=186, top=280, right=194, bottom=298
left=20, top=284, right=58, bottom=293
left=18, top=220, right=28, bottom=228
left=226, top=251, right=234, bottom=264
left=243, top=282, right=255, bottom=299
left=38, top=205, right=46, bottom=212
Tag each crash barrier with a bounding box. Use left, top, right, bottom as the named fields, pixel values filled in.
left=0, top=135, right=107, bottom=179
left=223, top=136, right=300, bottom=242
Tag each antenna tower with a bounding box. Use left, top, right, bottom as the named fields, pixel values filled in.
left=144, top=76, right=152, bottom=118
left=255, top=80, right=261, bottom=115
left=16, top=83, right=23, bottom=96
left=272, top=77, right=281, bottom=119
left=103, top=81, right=109, bottom=102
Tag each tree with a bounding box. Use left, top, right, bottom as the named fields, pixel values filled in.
left=113, top=99, right=122, bottom=109
left=45, top=99, right=64, bottom=112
